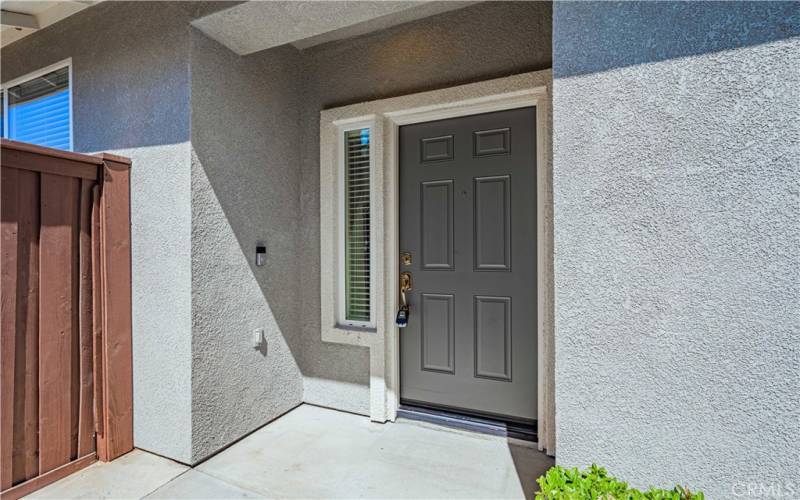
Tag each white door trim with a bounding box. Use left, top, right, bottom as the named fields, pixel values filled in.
left=319, top=70, right=552, bottom=422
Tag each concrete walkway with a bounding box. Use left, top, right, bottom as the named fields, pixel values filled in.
left=28, top=404, right=553, bottom=499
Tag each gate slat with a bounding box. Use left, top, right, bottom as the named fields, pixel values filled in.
left=1, top=167, right=19, bottom=490
left=11, top=170, right=40, bottom=484
left=70, top=185, right=80, bottom=462
left=90, top=186, right=104, bottom=441
left=77, top=180, right=95, bottom=456
left=38, top=174, right=79, bottom=474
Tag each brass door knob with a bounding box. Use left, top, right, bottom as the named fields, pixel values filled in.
left=400, top=272, right=412, bottom=293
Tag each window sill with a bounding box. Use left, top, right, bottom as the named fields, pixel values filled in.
left=335, top=323, right=377, bottom=334
left=322, top=323, right=382, bottom=348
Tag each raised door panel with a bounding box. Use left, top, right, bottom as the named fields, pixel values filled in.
left=474, top=175, right=511, bottom=271
left=421, top=294, right=455, bottom=374
left=474, top=296, right=512, bottom=381
left=420, top=180, right=454, bottom=270
left=473, top=128, right=510, bottom=157
left=421, top=135, right=454, bottom=163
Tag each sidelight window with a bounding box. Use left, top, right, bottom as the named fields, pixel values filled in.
left=339, top=127, right=374, bottom=327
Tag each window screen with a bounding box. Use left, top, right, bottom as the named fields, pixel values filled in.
left=5, top=66, right=71, bottom=150
left=344, top=128, right=372, bottom=324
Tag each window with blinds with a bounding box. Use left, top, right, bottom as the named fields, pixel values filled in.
left=2, top=65, right=71, bottom=150
left=343, top=128, right=372, bottom=325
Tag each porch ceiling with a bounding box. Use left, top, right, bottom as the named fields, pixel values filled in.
left=191, top=1, right=477, bottom=55
left=1, top=1, right=99, bottom=48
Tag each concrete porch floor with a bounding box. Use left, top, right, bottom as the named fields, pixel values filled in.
left=27, top=404, right=553, bottom=499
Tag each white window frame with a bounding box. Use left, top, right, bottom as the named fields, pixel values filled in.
left=337, top=121, right=377, bottom=329
left=1, top=58, right=74, bottom=151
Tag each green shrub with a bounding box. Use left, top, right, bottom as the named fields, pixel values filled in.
left=535, top=464, right=704, bottom=500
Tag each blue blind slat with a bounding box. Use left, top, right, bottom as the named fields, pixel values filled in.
left=12, top=102, right=70, bottom=123
left=10, top=117, right=70, bottom=136
left=7, top=86, right=71, bottom=150
left=14, top=128, right=71, bottom=145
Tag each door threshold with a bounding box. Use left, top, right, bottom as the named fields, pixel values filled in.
left=397, top=402, right=537, bottom=442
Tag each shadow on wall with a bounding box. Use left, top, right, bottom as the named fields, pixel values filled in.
left=189, top=141, right=305, bottom=369
left=554, top=1, right=800, bottom=78
left=187, top=31, right=312, bottom=461
left=307, top=0, right=553, bottom=111
left=188, top=27, right=371, bottom=378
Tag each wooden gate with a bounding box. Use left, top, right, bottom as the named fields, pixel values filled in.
left=0, top=139, right=133, bottom=500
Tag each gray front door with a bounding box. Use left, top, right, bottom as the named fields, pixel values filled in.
left=399, top=107, right=537, bottom=422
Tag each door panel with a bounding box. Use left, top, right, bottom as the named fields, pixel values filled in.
left=420, top=180, right=454, bottom=270
left=421, top=294, right=455, bottom=374
left=474, top=175, right=511, bottom=271
left=474, top=295, right=512, bottom=381
left=399, top=107, right=537, bottom=421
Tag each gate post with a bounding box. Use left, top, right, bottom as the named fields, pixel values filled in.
left=94, top=154, right=133, bottom=462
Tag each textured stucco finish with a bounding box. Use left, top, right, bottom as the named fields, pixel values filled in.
left=2, top=0, right=554, bottom=463
left=299, top=0, right=553, bottom=414
left=553, top=2, right=800, bottom=496
left=189, top=32, right=304, bottom=462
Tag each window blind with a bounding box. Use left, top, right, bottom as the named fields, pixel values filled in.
left=344, top=128, right=371, bottom=324
left=7, top=66, right=71, bottom=150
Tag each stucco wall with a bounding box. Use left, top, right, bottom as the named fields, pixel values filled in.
left=298, top=0, right=553, bottom=414
left=552, top=2, right=800, bottom=496
left=189, top=31, right=304, bottom=463
left=2, top=0, right=554, bottom=463
left=0, top=1, right=214, bottom=463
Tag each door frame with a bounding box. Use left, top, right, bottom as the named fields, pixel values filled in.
left=319, top=70, right=552, bottom=424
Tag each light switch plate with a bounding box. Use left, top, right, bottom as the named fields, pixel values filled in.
left=252, top=328, right=264, bottom=348
left=256, top=242, right=266, bottom=266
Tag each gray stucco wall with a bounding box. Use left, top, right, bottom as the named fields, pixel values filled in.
left=298, top=0, right=553, bottom=414
left=552, top=2, right=800, bottom=497
left=2, top=0, right=554, bottom=463
left=189, top=31, right=304, bottom=463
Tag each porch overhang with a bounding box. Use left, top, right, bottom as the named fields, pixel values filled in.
left=0, top=1, right=99, bottom=48
left=191, top=0, right=476, bottom=55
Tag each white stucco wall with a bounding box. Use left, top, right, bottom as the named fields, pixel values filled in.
left=124, top=141, right=193, bottom=461
left=553, top=2, right=800, bottom=497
